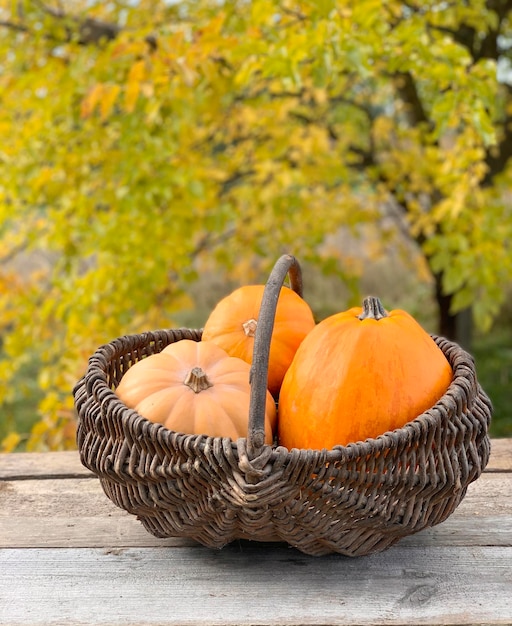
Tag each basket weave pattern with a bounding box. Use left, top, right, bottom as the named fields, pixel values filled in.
left=75, top=327, right=492, bottom=557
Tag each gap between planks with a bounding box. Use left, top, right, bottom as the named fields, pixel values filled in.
left=0, top=438, right=510, bottom=480
left=1, top=472, right=511, bottom=549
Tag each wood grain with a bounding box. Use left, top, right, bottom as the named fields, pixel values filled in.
left=1, top=442, right=511, bottom=626
left=1, top=473, right=511, bottom=549
left=0, top=437, right=509, bottom=479
left=0, top=450, right=92, bottom=479
left=0, top=545, right=511, bottom=625
left=486, top=437, right=512, bottom=471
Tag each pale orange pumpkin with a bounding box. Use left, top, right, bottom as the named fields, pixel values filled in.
left=278, top=296, right=453, bottom=450
left=201, top=285, right=316, bottom=397
left=116, top=339, right=277, bottom=442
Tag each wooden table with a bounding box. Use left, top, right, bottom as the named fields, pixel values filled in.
left=1, top=440, right=511, bottom=625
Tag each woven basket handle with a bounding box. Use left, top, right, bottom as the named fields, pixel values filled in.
left=247, top=254, right=303, bottom=457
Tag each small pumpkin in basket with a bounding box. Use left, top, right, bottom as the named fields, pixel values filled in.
left=202, top=284, right=315, bottom=397
left=278, top=296, right=453, bottom=450
left=116, top=339, right=277, bottom=442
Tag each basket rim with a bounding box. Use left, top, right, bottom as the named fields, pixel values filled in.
left=75, top=327, right=490, bottom=465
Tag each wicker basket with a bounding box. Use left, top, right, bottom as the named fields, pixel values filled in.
left=74, top=255, right=492, bottom=557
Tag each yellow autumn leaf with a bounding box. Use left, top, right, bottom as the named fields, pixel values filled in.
left=100, top=84, right=121, bottom=121
left=124, top=60, right=146, bottom=113
left=81, top=83, right=104, bottom=119
left=124, top=83, right=140, bottom=113
left=32, top=166, right=55, bottom=191
left=1, top=431, right=21, bottom=453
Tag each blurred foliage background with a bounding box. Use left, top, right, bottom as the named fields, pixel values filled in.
left=0, top=0, right=511, bottom=451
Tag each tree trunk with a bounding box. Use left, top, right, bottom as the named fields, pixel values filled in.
left=434, top=274, right=473, bottom=350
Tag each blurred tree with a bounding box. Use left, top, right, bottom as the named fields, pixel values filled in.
left=0, top=0, right=511, bottom=449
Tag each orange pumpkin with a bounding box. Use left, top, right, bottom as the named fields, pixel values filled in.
left=116, top=339, right=277, bottom=442
left=278, top=296, right=453, bottom=450
left=201, top=285, right=316, bottom=397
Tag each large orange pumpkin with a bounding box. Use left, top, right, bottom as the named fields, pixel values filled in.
left=116, top=339, right=277, bottom=442
left=201, top=285, right=316, bottom=397
left=278, top=296, right=453, bottom=450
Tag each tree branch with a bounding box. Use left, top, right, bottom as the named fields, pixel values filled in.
left=32, top=0, right=64, bottom=18
left=0, top=20, right=29, bottom=33
left=422, top=2, right=512, bottom=185
left=426, top=0, right=512, bottom=62
left=483, top=111, right=512, bottom=185
left=0, top=2, right=120, bottom=46
left=393, top=71, right=430, bottom=127
left=0, top=241, right=31, bottom=266
left=76, top=17, right=120, bottom=45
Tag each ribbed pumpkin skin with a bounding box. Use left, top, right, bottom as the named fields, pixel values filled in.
left=116, top=340, right=277, bottom=443
left=201, top=285, right=316, bottom=397
left=278, top=302, right=453, bottom=450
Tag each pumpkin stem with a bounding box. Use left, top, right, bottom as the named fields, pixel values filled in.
left=184, top=367, right=214, bottom=393
left=242, top=318, right=258, bottom=337
left=358, top=296, right=388, bottom=321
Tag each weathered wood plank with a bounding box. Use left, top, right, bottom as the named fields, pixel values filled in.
left=0, top=476, right=193, bottom=548
left=0, top=443, right=511, bottom=626
left=1, top=473, right=511, bottom=548
left=1, top=545, right=511, bottom=626
left=486, top=438, right=512, bottom=472
left=0, top=450, right=92, bottom=479
left=2, top=511, right=511, bottom=550
left=0, top=438, right=509, bottom=480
